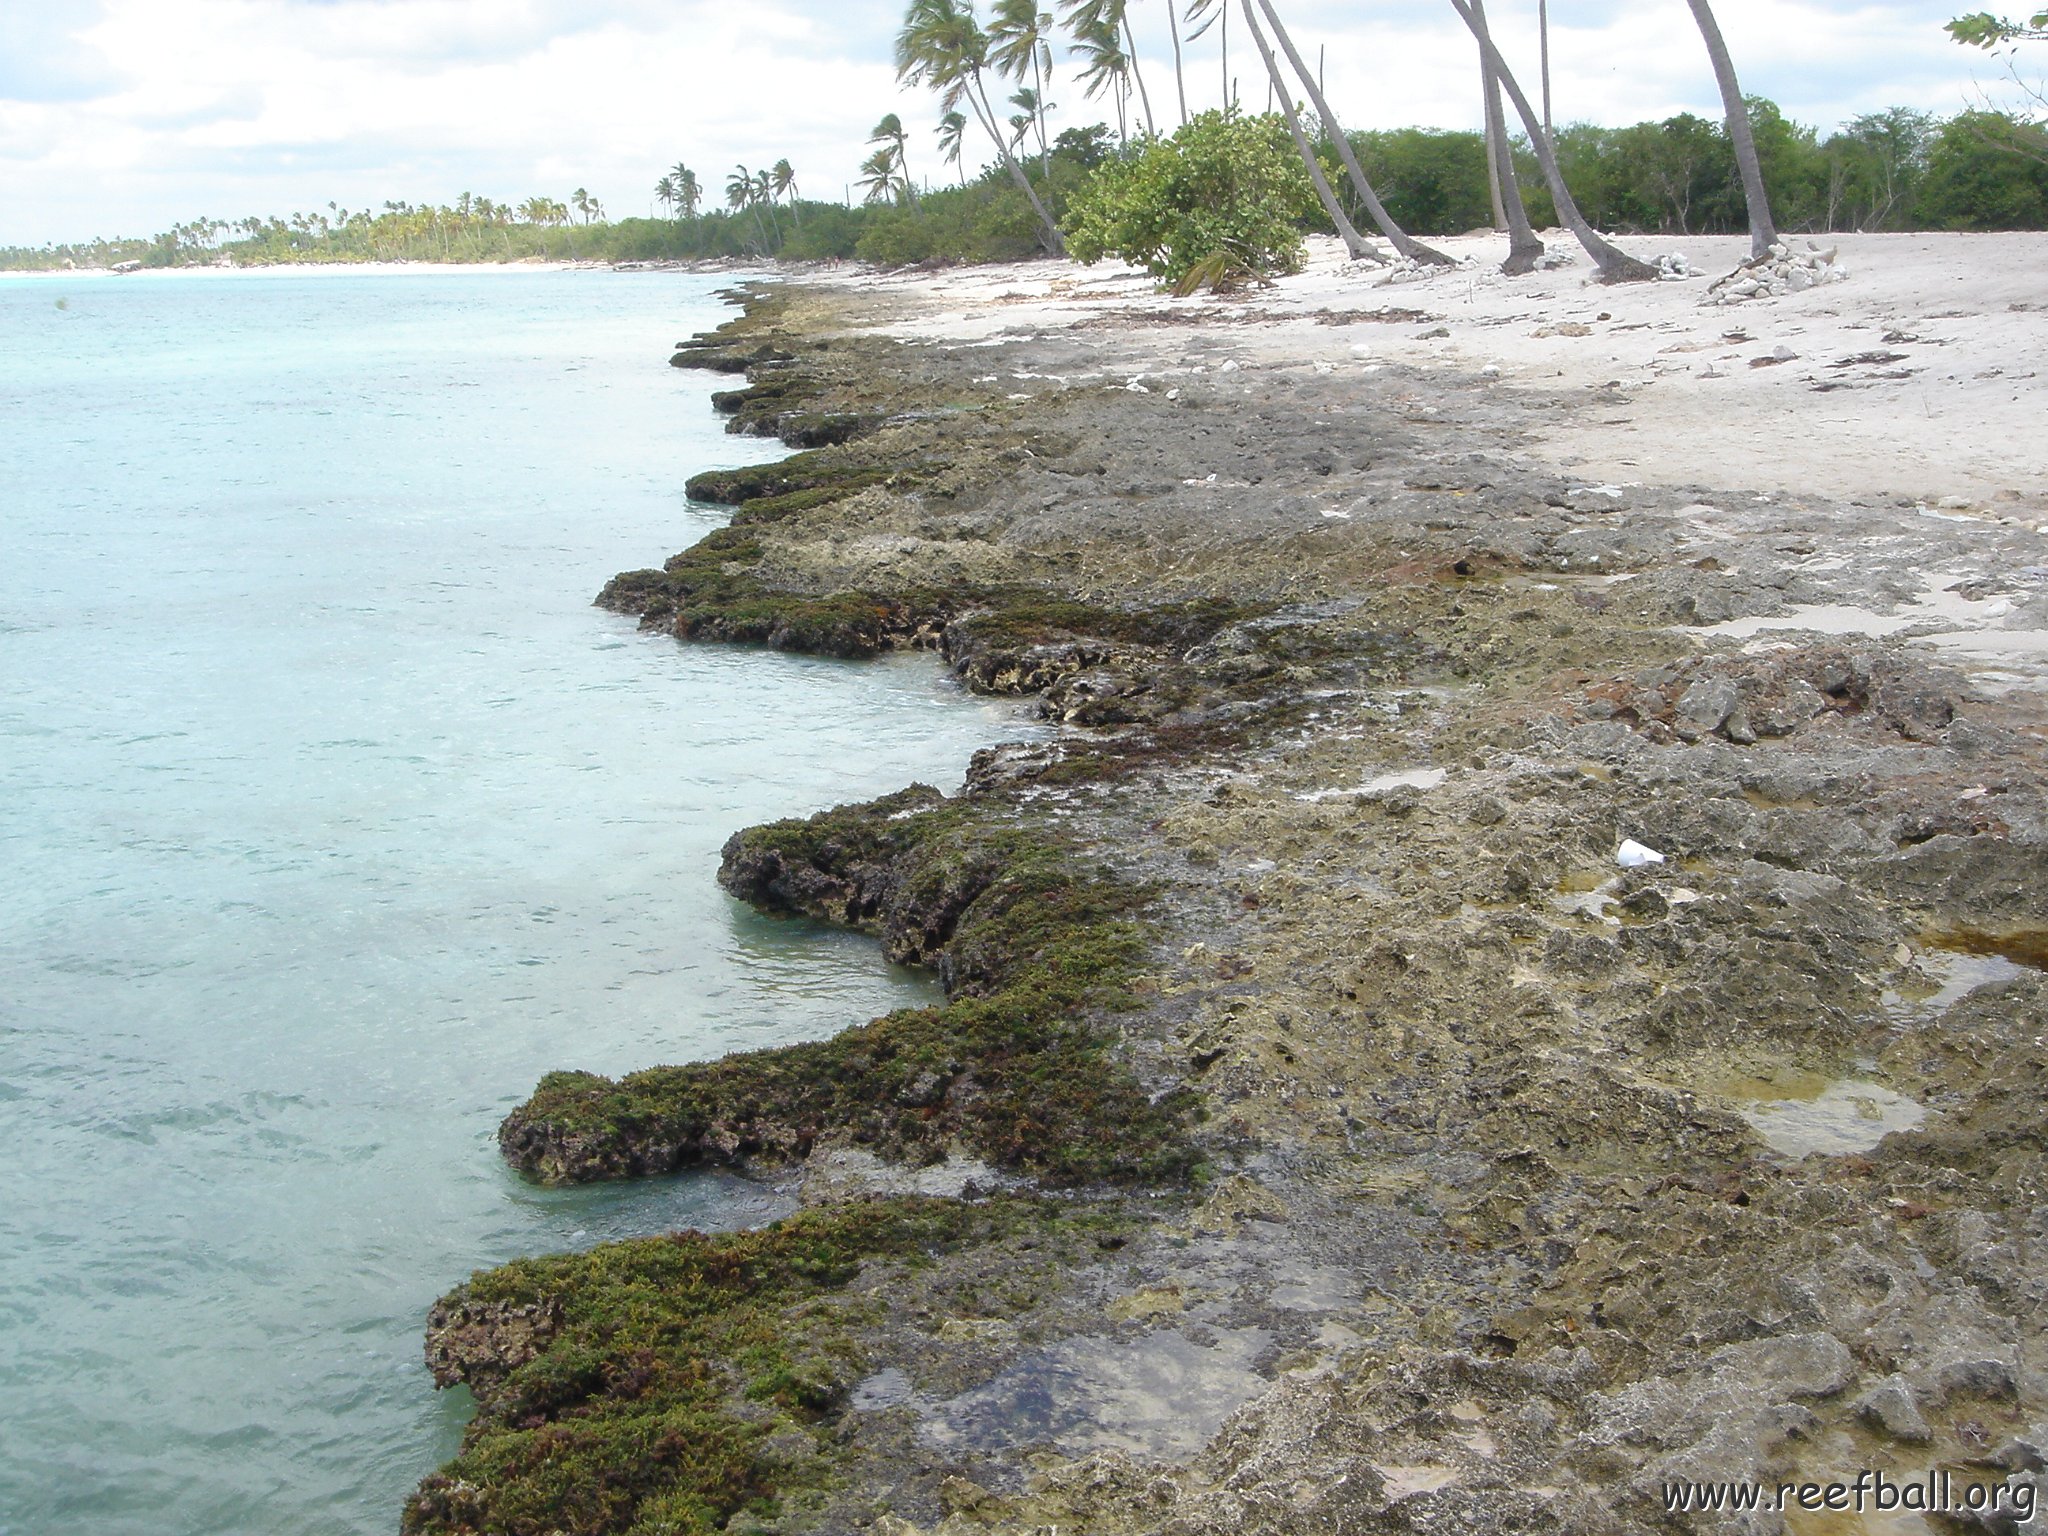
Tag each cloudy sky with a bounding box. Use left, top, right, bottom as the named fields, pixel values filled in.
left=0, top=0, right=2011, bottom=245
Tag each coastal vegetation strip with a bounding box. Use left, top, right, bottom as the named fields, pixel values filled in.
left=12, top=93, right=2046, bottom=276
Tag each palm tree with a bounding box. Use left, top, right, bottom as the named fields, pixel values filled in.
left=1070, top=14, right=1132, bottom=144
left=869, top=114, right=922, bottom=208
left=752, top=168, right=782, bottom=242
left=1446, top=0, right=1657, bottom=282
left=1249, top=0, right=1453, bottom=265
left=772, top=159, right=803, bottom=228
left=1064, top=1, right=1154, bottom=135
left=1235, top=0, right=1386, bottom=263
left=727, top=164, right=773, bottom=251
left=1471, top=0, right=1544, bottom=274
left=572, top=187, right=594, bottom=223
left=937, top=109, right=971, bottom=184
left=1011, top=86, right=1055, bottom=168
left=1685, top=0, right=1778, bottom=258
left=896, top=0, right=1065, bottom=253
left=989, top=0, right=1056, bottom=172
left=654, top=175, right=677, bottom=218
left=671, top=163, right=702, bottom=219
left=859, top=145, right=905, bottom=204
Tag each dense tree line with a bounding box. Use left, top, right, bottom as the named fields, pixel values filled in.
left=4, top=98, right=2043, bottom=276
left=1350, top=102, right=2048, bottom=238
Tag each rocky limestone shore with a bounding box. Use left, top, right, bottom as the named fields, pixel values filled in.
left=410, top=277, right=2048, bottom=1536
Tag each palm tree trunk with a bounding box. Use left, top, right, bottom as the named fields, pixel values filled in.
left=895, top=132, right=923, bottom=210
left=1237, top=0, right=1386, bottom=264
left=967, top=73, right=1066, bottom=254
left=1473, top=0, right=1545, bottom=274
left=1166, top=0, right=1190, bottom=126
left=1253, top=0, right=1454, bottom=265
left=1447, top=0, right=1657, bottom=282
left=1032, top=49, right=1052, bottom=176
left=1484, top=108, right=1506, bottom=230
left=1121, top=15, right=1157, bottom=135
left=1684, top=0, right=1778, bottom=259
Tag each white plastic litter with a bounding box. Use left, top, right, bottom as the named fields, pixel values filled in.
left=1617, top=839, right=1666, bottom=868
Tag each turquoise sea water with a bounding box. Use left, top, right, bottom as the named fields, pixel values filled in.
left=0, top=268, right=1020, bottom=1534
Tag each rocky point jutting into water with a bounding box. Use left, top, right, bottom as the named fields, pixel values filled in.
left=410, top=261, right=2048, bottom=1536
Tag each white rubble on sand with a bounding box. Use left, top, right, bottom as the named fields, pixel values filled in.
left=1377, top=256, right=1456, bottom=285
left=1705, top=241, right=1850, bottom=304
left=1655, top=252, right=1696, bottom=280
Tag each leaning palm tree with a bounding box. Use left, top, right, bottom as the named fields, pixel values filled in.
left=1472, top=0, right=1545, bottom=273
left=1070, top=14, right=1133, bottom=144
left=1250, top=0, right=1454, bottom=265
left=859, top=146, right=904, bottom=204
left=936, top=109, right=971, bottom=184
left=896, top=0, right=1065, bottom=254
left=772, top=159, right=803, bottom=229
left=989, top=0, right=1056, bottom=172
left=1684, top=0, right=1778, bottom=258
left=1064, top=0, right=1155, bottom=135
left=726, top=165, right=773, bottom=252
left=1011, top=86, right=1055, bottom=171
left=869, top=114, right=923, bottom=209
left=753, top=168, right=781, bottom=241
left=1236, top=0, right=1387, bottom=263
left=1446, top=0, right=1657, bottom=282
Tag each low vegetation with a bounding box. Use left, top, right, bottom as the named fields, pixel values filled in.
left=1065, top=110, right=1318, bottom=288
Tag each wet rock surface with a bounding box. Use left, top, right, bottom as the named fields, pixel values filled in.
left=413, top=281, right=2048, bottom=1536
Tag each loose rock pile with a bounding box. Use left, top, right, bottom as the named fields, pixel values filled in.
left=1706, top=240, right=1851, bottom=304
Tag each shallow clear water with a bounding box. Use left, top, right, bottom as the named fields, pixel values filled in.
left=0, top=268, right=1023, bottom=1535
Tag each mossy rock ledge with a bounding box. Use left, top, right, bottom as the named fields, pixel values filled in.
left=496, top=785, right=1197, bottom=1191
left=406, top=1197, right=1129, bottom=1536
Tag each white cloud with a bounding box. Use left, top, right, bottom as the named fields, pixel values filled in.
left=0, top=0, right=2004, bottom=245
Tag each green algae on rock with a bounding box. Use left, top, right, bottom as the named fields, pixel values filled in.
left=406, top=1197, right=1131, bottom=1536
left=498, top=786, right=1196, bottom=1189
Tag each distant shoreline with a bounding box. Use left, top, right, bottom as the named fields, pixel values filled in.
left=0, top=255, right=786, bottom=279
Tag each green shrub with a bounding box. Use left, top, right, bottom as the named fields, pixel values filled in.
left=1916, top=109, right=2048, bottom=228
left=1063, top=110, right=1319, bottom=288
